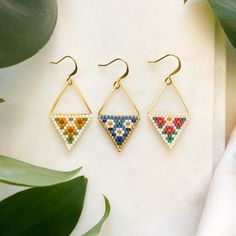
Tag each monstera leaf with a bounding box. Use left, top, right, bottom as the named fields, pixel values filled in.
left=184, top=0, right=236, bottom=48
left=0, top=177, right=87, bottom=236
left=82, top=196, right=111, bottom=236
left=0, top=0, right=58, bottom=68
left=0, top=155, right=82, bottom=186
left=0, top=156, right=111, bottom=235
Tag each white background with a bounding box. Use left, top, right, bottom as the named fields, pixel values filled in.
left=226, top=43, right=236, bottom=141
left=0, top=0, right=220, bottom=235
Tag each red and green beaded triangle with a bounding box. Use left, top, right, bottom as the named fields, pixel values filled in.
left=149, top=112, right=189, bottom=149
left=50, top=114, right=91, bottom=150
left=98, top=115, right=140, bottom=152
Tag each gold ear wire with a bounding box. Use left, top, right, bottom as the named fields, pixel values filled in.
left=50, top=55, right=78, bottom=84
left=98, top=58, right=129, bottom=89
left=98, top=58, right=140, bottom=117
left=148, top=54, right=181, bottom=85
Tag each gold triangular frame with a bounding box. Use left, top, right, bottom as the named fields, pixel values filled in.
left=50, top=79, right=92, bottom=115
left=98, top=81, right=140, bottom=117
left=148, top=79, right=190, bottom=115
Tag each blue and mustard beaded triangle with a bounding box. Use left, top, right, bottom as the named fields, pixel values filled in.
left=50, top=114, right=91, bottom=150
left=99, top=115, right=140, bottom=152
left=149, top=112, right=189, bottom=149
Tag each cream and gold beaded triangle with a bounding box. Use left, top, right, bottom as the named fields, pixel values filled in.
left=148, top=54, right=190, bottom=149
left=50, top=114, right=91, bottom=150
left=50, top=56, right=92, bottom=150
left=149, top=113, right=189, bottom=149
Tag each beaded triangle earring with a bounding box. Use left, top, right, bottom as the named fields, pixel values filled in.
left=50, top=56, right=92, bottom=150
left=148, top=54, right=190, bottom=149
left=98, top=58, right=140, bottom=152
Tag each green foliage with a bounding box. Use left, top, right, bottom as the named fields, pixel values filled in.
left=0, top=156, right=110, bottom=235
left=184, top=0, right=236, bottom=48
left=0, top=155, right=82, bottom=186
left=0, top=0, right=58, bottom=68
left=0, top=177, right=87, bottom=236
left=82, top=196, right=111, bottom=236
left=0, top=98, right=5, bottom=103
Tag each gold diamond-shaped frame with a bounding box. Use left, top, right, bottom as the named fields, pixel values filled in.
left=98, top=58, right=140, bottom=152
left=50, top=77, right=92, bottom=150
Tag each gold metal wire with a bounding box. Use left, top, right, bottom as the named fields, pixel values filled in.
left=50, top=55, right=78, bottom=81
left=49, top=56, right=92, bottom=115
left=98, top=58, right=140, bottom=117
left=148, top=54, right=190, bottom=115
left=148, top=54, right=181, bottom=85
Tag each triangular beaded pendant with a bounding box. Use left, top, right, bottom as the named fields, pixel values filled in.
left=149, top=112, right=189, bottom=149
left=50, top=114, right=91, bottom=150
left=99, top=115, right=140, bottom=151
left=50, top=78, right=92, bottom=150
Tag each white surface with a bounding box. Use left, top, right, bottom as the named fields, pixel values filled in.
left=226, top=42, right=236, bottom=141
left=214, top=24, right=226, bottom=166
left=196, top=126, right=236, bottom=236
left=0, top=0, right=219, bottom=235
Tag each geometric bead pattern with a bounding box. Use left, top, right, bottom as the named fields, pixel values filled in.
left=149, top=112, right=189, bottom=149
left=50, top=114, right=91, bottom=150
left=98, top=115, right=140, bottom=152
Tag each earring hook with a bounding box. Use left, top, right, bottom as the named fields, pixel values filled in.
left=148, top=54, right=181, bottom=85
left=50, top=55, right=78, bottom=84
left=98, top=58, right=129, bottom=89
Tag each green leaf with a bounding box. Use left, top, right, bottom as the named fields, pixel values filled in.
left=0, top=0, right=58, bottom=68
left=0, top=98, right=5, bottom=103
left=0, top=155, right=82, bottom=187
left=183, top=0, right=236, bottom=48
left=207, top=0, right=236, bottom=48
left=82, top=196, right=111, bottom=236
left=0, top=176, right=87, bottom=236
